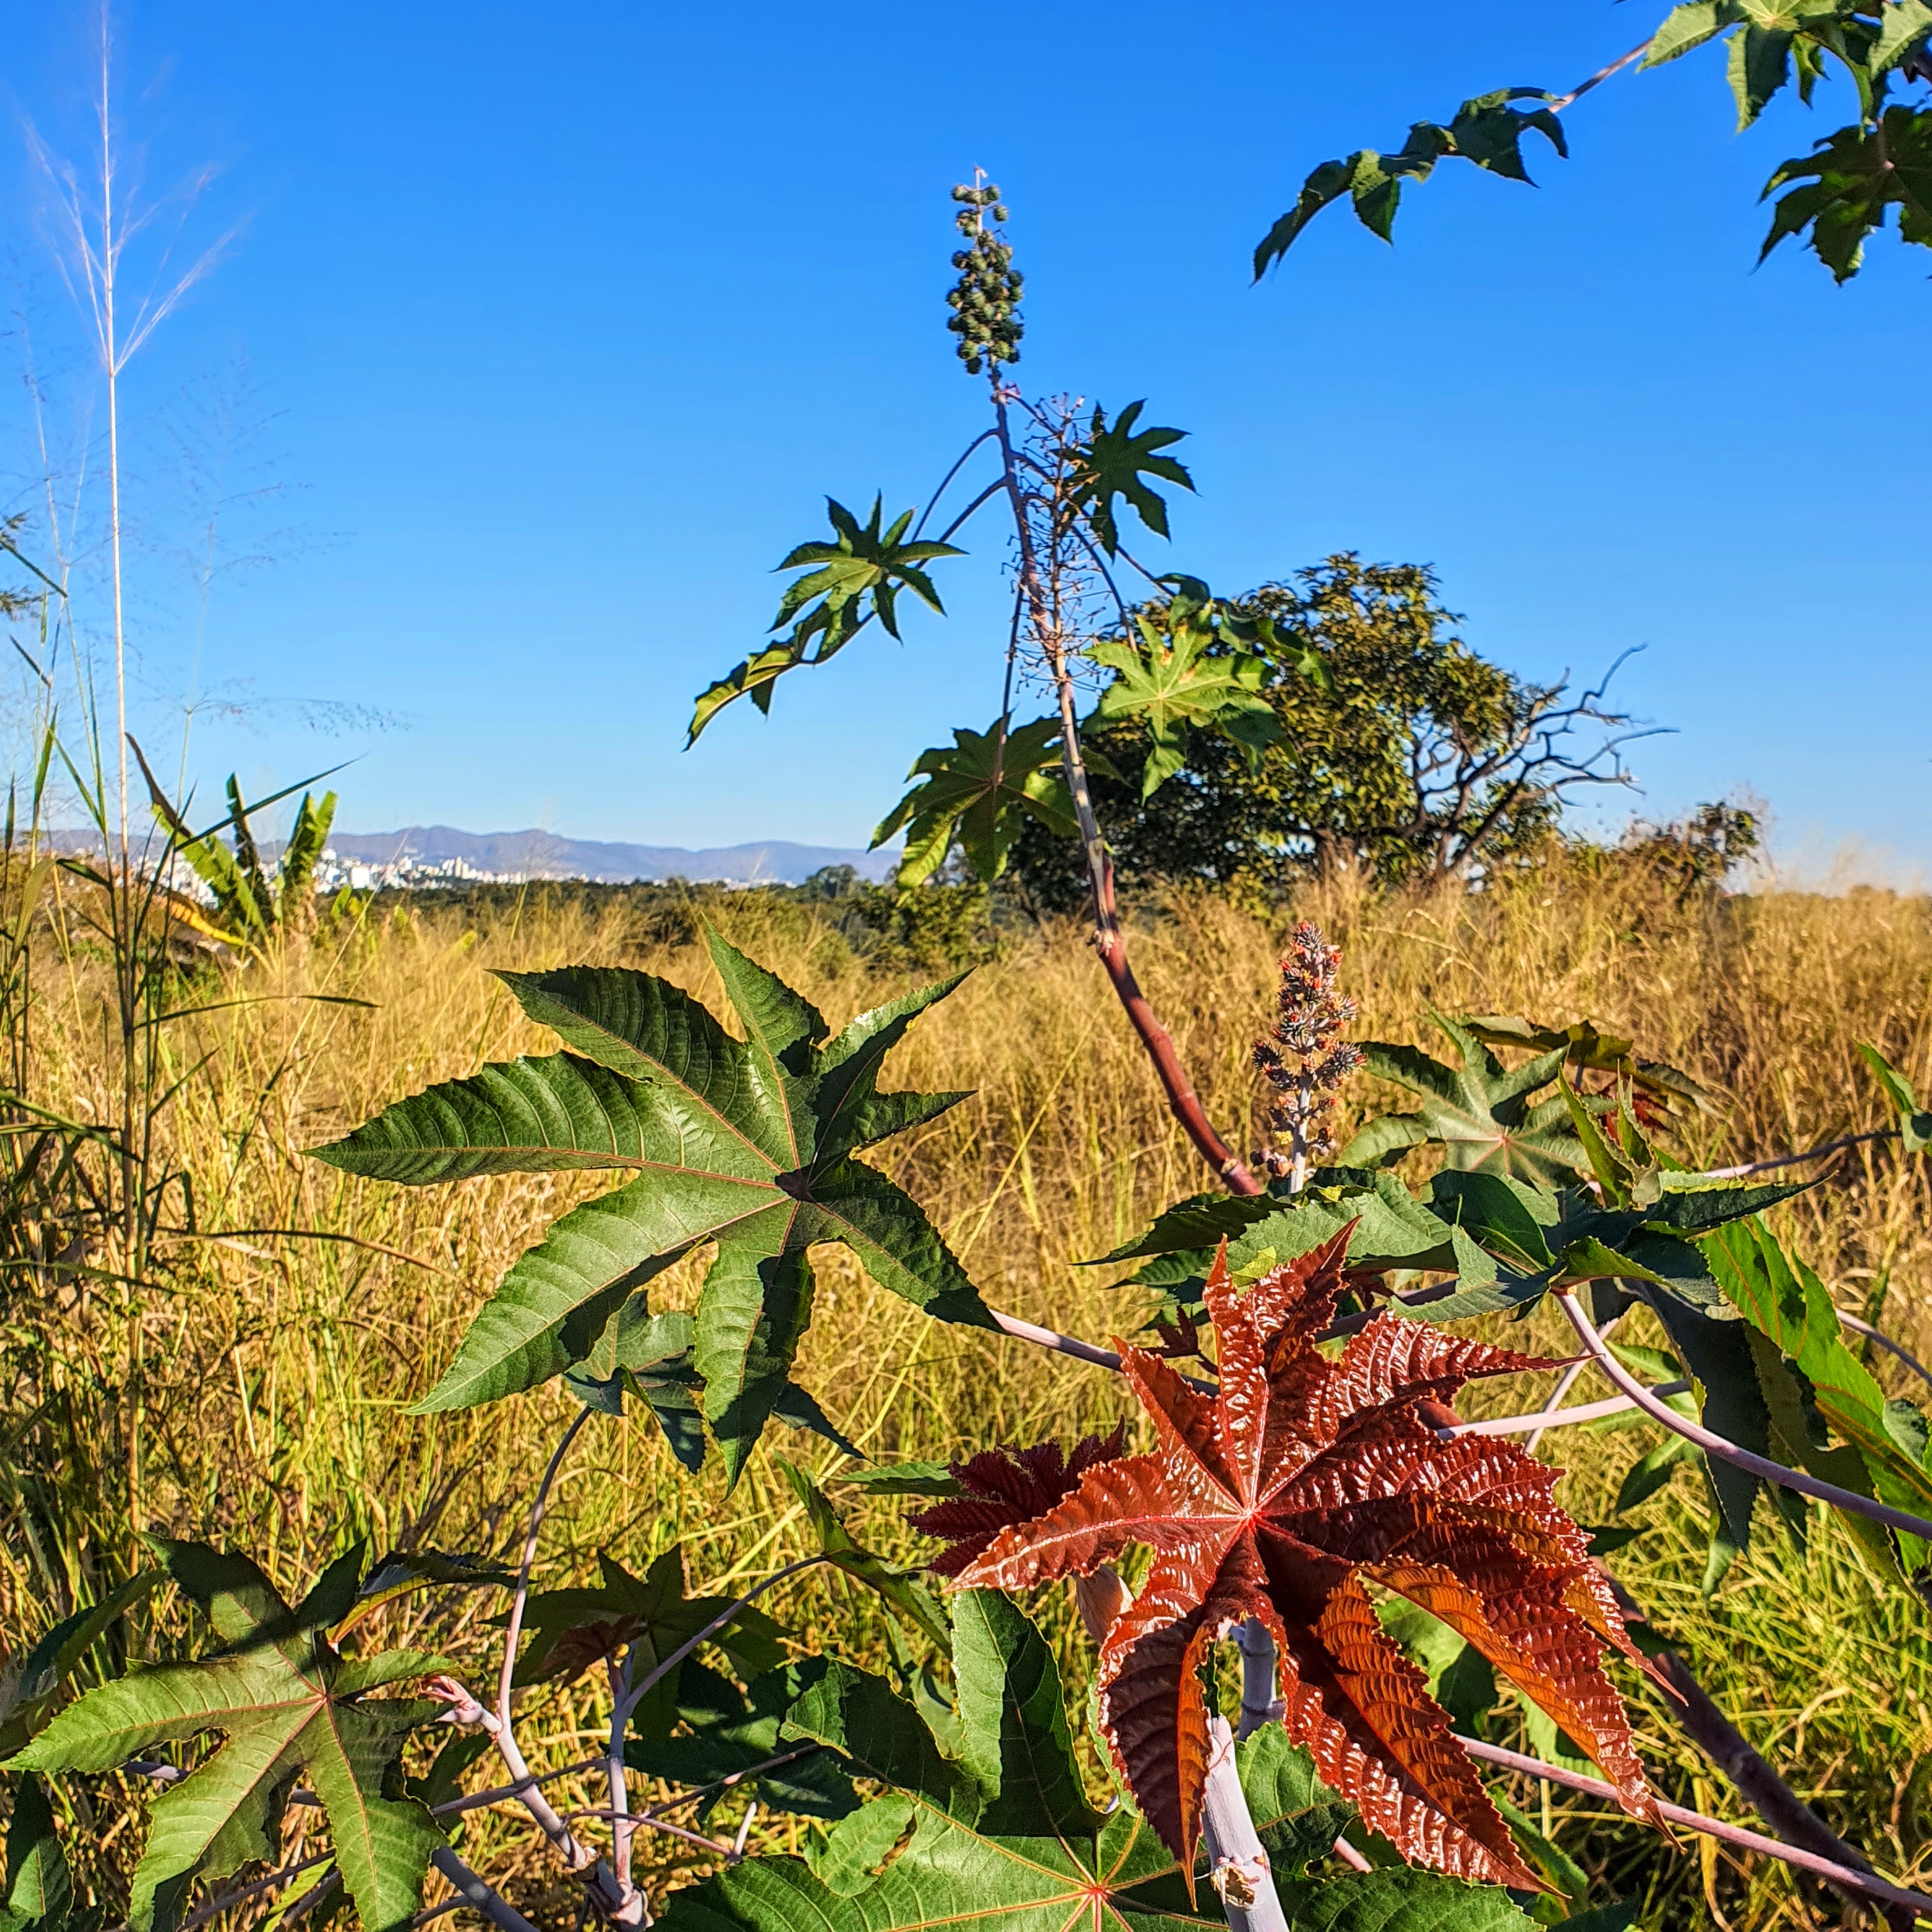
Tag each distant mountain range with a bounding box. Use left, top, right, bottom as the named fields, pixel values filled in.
left=323, top=826, right=898, bottom=885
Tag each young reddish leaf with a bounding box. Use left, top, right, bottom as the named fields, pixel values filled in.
left=953, top=1227, right=1658, bottom=1890
left=909, top=1423, right=1129, bottom=1577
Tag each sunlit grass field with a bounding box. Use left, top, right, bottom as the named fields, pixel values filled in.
left=6, top=857, right=1931, bottom=1929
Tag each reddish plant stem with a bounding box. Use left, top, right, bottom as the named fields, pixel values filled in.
left=1560, top=1289, right=1932, bottom=1543
left=1091, top=855, right=1263, bottom=1193
left=1459, top=1738, right=1929, bottom=1921
left=1698, top=1127, right=1896, bottom=1179
left=1648, top=1642, right=1915, bottom=1930
left=983, top=381, right=1259, bottom=1195
left=1595, top=1569, right=1912, bottom=1925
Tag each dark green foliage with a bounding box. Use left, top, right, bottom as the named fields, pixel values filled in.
left=1068, top=402, right=1194, bottom=555
left=309, top=932, right=993, bottom=1478
left=1339, top=1014, right=1591, bottom=1184
left=654, top=1590, right=1524, bottom=1930
left=687, top=498, right=962, bottom=743
left=777, top=1462, right=953, bottom=1653
left=1860, top=1039, right=1932, bottom=1153
left=3, top=1541, right=446, bottom=1932
left=0, top=1572, right=160, bottom=1759
left=871, top=717, right=1077, bottom=887
left=1007, top=558, right=1630, bottom=908
left=1702, top=1217, right=1932, bottom=1575
left=627, top=1660, right=859, bottom=1822
left=564, top=1303, right=864, bottom=1466
left=336, top=1551, right=514, bottom=1637
left=1, top=1776, right=71, bottom=1932
left=511, top=1544, right=789, bottom=1753
left=1254, top=89, right=1566, bottom=276
left=1257, top=3, right=1932, bottom=282
left=1762, top=103, right=1932, bottom=275
left=1087, top=581, right=1298, bottom=800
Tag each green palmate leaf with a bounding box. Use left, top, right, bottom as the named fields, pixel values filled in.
left=804, top=1794, right=916, bottom=1893
left=1555, top=1078, right=1659, bottom=1211
left=1761, top=106, right=1932, bottom=280
left=1234, top=1726, right=1357, bottom=1876
left=1640, top=0, right=1930, bottom=126
left=832, top=1460, right=965, bottom=1498
left=1615, top=1434, right=1702, bottom=1515
left=309, top=935, right=992, bottom=1478
left=1875, top=0, right=1932, bottom=72
left=1859, top=1040, right=1932, bottom=1154
left=1070, top=401, right=1194, bottom=555
left=1643, top=1, right=1733, bottom=67
left=1547, top=1905, right=1638, bottom=1932
left=1729, top=17, right=1797, bottom=128
left=1376, top=1601, right=1499, bottom=1736
left=3, top=1541, right=445, bottom=1932
left=1098, top=1177, right=1469, bottom=1327
left=563, top=1304, right=712, bottom=1468
left=334, top=1552, right=512, bottom=1639
left=1639, top=1174, right=1816, bottom=1236
left=1339, top=1014, right=1591, bottom=1184
left=1427, top=1170, right=1559, bottom=1275
left=565, top=1303, right=870, bottom=1469
left=510, top=1545, right=787, bottom=1742
left=1550, top=1238, right=1670, bottom=1289
left=871, top=716, right=1077, bottom=886
left=687, top=497, right=963, bottom=742
left=1089, top=1188, right=1282, bottom=1264
left=778, top=1463, right=953, bottom=1653
left=1641, top=1290, right=1774, bottom=1586
left=630, top=1659, right=859, bottom=1823
left=1090, top=594, right=1284, bottom=800
left=1275, top=1871, right=1536, bottom=1931
left=1254, top=89, right=1565, bottom=275
left=659, top=1590, right=1214, bottom=1928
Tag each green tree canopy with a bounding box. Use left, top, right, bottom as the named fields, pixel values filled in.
left=1010, top=553, right=1643, bottom=908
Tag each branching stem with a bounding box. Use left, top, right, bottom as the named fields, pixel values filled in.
left=615, top=1555, right=831, bottom=1729
left=1458, top=1737, right=1931, bottom=1919
left=983, top=381, right=1260, bottom=1195
left=429, top=1850, right=544, bottom=1932
left=1559, top=1289, right=1932, bottom=1543
left=499, top=1407, right=592, bottom=1724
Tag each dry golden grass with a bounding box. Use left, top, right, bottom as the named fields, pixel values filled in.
left=6, top=857, right=1932, bottom=1929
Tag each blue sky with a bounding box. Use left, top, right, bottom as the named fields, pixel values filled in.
left=4, top=2, right=1927, bottom=874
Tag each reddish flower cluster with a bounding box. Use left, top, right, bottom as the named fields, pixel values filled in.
left=1254, top=921, right=1363, bottom=1177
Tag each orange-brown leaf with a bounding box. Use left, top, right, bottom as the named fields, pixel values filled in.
left=951, top=1236, right=1655, bottom=1885
left=910, top=1423, right=1127, bottom=1577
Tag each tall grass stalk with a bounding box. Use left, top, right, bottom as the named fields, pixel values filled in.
left=20, top=8, right=236, bottom=1556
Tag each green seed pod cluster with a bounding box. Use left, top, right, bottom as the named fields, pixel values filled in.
left=945, top=181, right=1023, bottom=376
